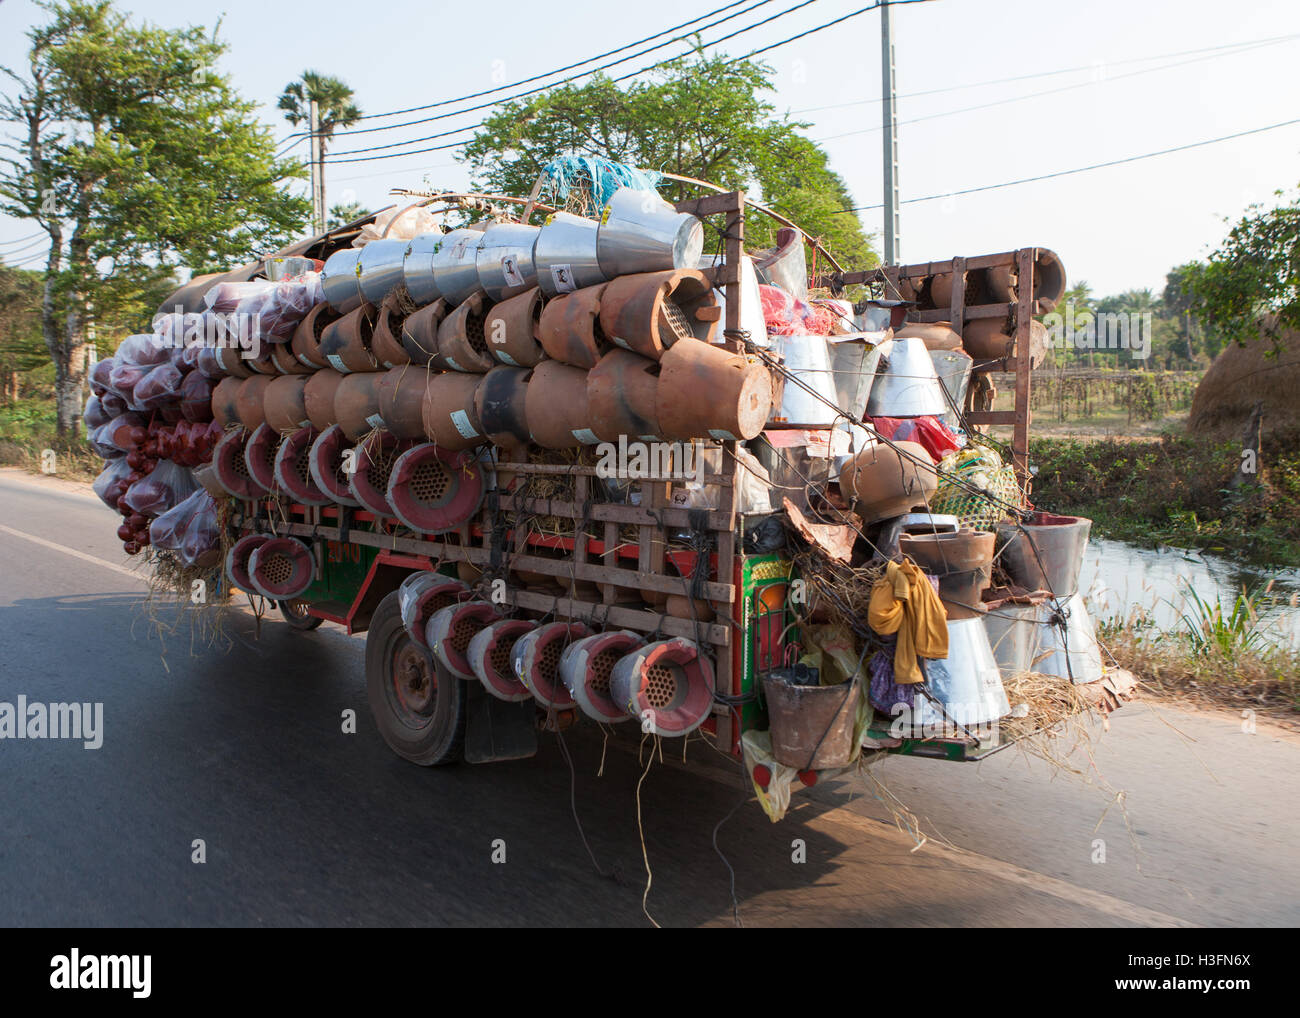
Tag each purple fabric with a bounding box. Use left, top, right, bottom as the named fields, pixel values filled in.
left=868, top=642, right=917, bottom=712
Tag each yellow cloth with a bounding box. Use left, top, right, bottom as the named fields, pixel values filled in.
left=867, top=559, right=949, bottom=684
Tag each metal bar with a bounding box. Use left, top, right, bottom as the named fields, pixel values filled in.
left=881, top=0, right=900, bottom=264
left=1013, top=247, right=1035, bottom=489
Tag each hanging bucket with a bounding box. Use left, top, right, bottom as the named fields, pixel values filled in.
left=303, top=369, right=344, bottom=430
left=475, top=222, right=540, bottom=301
left=587, top=349, right=662, bottom=442
left=348, top=432, right=410, bottom=517
left=436, top=292, right=496, bottom=373
left=401, top=298, right=451, bottom=367
left=213, top=427, right=267, bottom=500
left=996, top=512, right=1092, bottom=595
left=225, top=533, right=269, bottom=591
left=319, top=302, right=379, bottom=374
left=595, top=188, right=704, bottom=277
left=274, top=425, right=328, bottom=505
left=421, top=371, right=486, bottom=450
left=376, top=366, right=432, bottom=440
left=243, top=422, right=285, bottom=493
left=865, top=336, right=948, bottom=417
left=431, top=228, right=486, bottom=307
left=559, top=630, right=645, bottom=723
left=930, top=348, right=973, bottom=428
left=334, top=371, right=386, bottom=441
left=357, top=238, right=408, bottom=307
left=769, top=334, right=838, bottom=427
left=386, top=443, right=485, bottom=534
left=513, top=622, right=591, bottom=709
left=247, top=538, right=314, bottom=600
left=524, top=361, right=598, bottom=448
left=598, top=269, right=718, bottom=360
left=473, top=366, right=532, bottom=448
left=468, top=619, right=538, bottom=702
left=534, top=211, right=606, bottom=297
left=308, top=424, right=360, bottom=507
left=839, top=440, right=937, bottom=524
left=483, top=286, right=546, bottom=367
left=911, top=617, right=1011, bottom=729
left=656, top=338, right=772, bottom=441
left=609, top=637, right=715, bottom=737
left=263, top=374, right=312, bottom=433
left=321, top=247, right=364, bottom=313
left=291, top=302, right=338, bottom=369
left=372, top=294, right=413, bottom=369
left=538, top=283, right=610, bottom=369
left=426, top=601, right=504, bottom=680
left=762, top=674, right=859, bottom=770
left=398, top=572, right=470, bottom=649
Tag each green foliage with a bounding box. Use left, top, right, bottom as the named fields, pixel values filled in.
left=327, top=201, right=371, bottom=229
left=1186, top=186, right=1299, bottom=351
left=459, top=50, right=877, bottom=270
left=0, top=266, right=45, bottom=376
left=1176, top=581, right=1275, bottom=656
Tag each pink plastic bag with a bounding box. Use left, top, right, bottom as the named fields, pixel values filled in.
left=93, top=459, right=133, bottom=510
left=759, top=284, right=834, bottom=336
left=150, top=488, right=219, bottom=567
left=132, top=362, right=186, bottom=410
left=122, top=460, right=198, bottom=516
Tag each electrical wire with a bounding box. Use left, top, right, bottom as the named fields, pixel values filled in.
left=834, top=117, right=1300, bottom=213
left=0, top=231, right=45, bottom=248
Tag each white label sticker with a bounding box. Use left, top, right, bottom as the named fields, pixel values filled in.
left=298, top=418, right=311, bottom=428
left=549, top=264, right=576, bottom=294
left=365, top=413, right=385, bottom=430
left=708, top=429, right=739, bottom=441
left=296, top=352, right=315, bottom=368
left=496, top=351, right=519, bottom=366
left=450, top=409, right=479, bottom=439
left=571, top=428, right=599, bottom=445
left=326, top=354, right=351, bottom=374
left=500, top=255, right=526, bottom=288
left=444, top=356, right=462, bottom=372
left=610, top=335, right=632, bottom=351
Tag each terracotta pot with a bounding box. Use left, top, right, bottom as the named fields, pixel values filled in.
left=524, top=360, right=595, bottom=449
left=665, top=593, right=715, bottom=622
left=334, top=371, right=385, bottom=440
left=895, top=322, right=962, bottom=351
left=587, top=349, right=662, bottom=441
left=899, top=529, right=995, bottom=620
left=263, top=374, right=312, bottom=433
left=483, top=286, right=546, bottom=367
left=269, top=339, right=311, bottom=375
left=212, top=427, right=266, bottom=500
left=436, top=292, right=495, bottom=373
left=984, top=249, right=1067, bottom=311
left=839, top=440, right=938, bottom=524
left=456, top=560, right=483, bottom=584
left=245, top=340, right=278, bottom=376
left=235, top=375, right=272, bottom=431
left=319, top=302, right=379, bottom=373
left=473, top=365, right=531, bottom=448
left=247, top=538, right=314, bottom=599
left=421, top=370, right=486, bottom=450
left=194, top=462, right=226, bottom=499
left=291, top=302, right=338, bottom=369
left=349, top=432, right=411, bottom=517
left=303, top=369, right=344, bottom=430
left=656, top=339, right=772, bottom=441
left=598, top=268, right=719, bottom=360
left=308, top=424, right=360, bottom=507
left=538, top=283, right=610, bottom=369
left=274, top=425, right=329, bottom=505
left=211, top=376, right=244, bottom=428
left=963, top=318, right=1049, bottom=368
left=401, top=298, right=450, bottom=367
left=376, top=366, right=433, bottom=440
left=387, top=443, right=485, bottom=534
left=928, top=270, right=985, bottom=310
left=372, top=294, right=413, bottom=369
left=243, top=422, right=284, bottom=492
left=215, top=344, right=252, bottom=379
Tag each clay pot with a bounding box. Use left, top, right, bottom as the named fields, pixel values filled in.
left=421, top=370, right=486, bottom=450
left=291, top=302, right=338, bottom=369
left=263, top=374, right=312, bottom=433
left=212, top=377, right=244, bottom=428
left=456, top=560, right=483, bottom=583
left=243, top=422, right=284, bottom=492
left=401, top=298, right=450, bottom=367
left=386, top=443, right=485, bottom=534
left=899, top=529, right=995, bottom=620
left=303, top=369, right=344, bottom=431
left=587, top=349, right=662, bottom=442
left=308, top=424, right=360, bottom=507
left=334, top=371, right=385, bottom=440
left=929, top=270, right=985, bottom=310
left=372, top=294, right=413, bottom=369
left=538, top=283, right=610, bottom=369
left=524, top=361, right=595, bottom=449
left=483, top=286, right=546, bottom=367
left=839, top=440, right=938, bottom=524
left=473, top=366, right=531, bottom=448
left=895, top=322, right=962, bottom=351
left=665, top=593, right=715, bottom=622
left=235, top=375, right=272, bottom=430
left=656, top=339, right=772, bottom=441
left=215, top=344, right=252, bottom=379
left=963, top=318, right=1049, bottom=367
left=319, top=302, right=379, bottom=373
left=598, top=268, right=719, bottom=360
left=436, top=292, right=495, bottom=373
left=376, top=366, right=433, bottom=440
left=274, top=425, right=329, bottom=505
left=985, top=250, right=1067, bottom=311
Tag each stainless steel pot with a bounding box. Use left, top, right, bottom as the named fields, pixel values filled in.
left=596, top=188, right=704, bottom=278
left=431, top=228, right=485, bottom=307
left=534, top=212, right=606, bottom=297
left=357, top=238, right=408, bottom=307
left=321, top=248, right=364, bottom=313
left=475, top=222, right=540, bottom=301
left=403, top=231, right=444, bottom=306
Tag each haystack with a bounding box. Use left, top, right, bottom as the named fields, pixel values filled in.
left=1189, top=319, right=1300, bottom=440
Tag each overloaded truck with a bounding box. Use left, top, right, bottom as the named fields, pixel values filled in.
left=85, top=173, right=1134, bottom=821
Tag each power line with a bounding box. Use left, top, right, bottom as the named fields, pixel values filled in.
left=834, top=118, right=1300, bottom=213
left=0, top=237, right=48, bottom=259
left=0, top=231, right=45, bottom=248
left=723, top=0, right=932, bottom=65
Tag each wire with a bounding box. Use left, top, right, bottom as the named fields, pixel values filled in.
left=0, top=236, right=49, bottom=259
left=723, top=0, right=934, bottom=65
left=0, top=231, right=45, bottom=248
left=834, top=117, right=1300, bottom=213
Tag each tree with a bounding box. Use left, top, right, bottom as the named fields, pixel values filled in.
left=278, top=71, right=362, bottom=228
left=328, top=201, right=372, bottom=230
left=0, top=266, right=45, bottom=400
left=1162, top=262, right=1211, bottom=361
left=1186, top=186, right=1299, bottom=351
left=0, top=0, right=310, bottom=435
left=459, top=51, right=876, bottom=270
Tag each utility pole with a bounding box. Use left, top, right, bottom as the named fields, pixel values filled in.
left=880, top=0, right=900, bottom=266
left=309, top=98, right=325, bottom=234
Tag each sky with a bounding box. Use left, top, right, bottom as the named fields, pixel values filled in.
left=2, top=0, right=1298, bottom=297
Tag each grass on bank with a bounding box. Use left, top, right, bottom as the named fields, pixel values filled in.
left=0, top=398, right=102, bottom=481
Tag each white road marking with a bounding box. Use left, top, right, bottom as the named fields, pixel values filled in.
left=0, top=523, right=148, bottom=582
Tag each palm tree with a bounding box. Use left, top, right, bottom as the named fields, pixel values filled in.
left=278, top=71, right=362, bottom=230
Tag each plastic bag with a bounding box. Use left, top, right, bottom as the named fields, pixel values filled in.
left=115, top=333, right=172, bottom=367
left=179, top=370, right=214, bottom=422
left=759, top=284, right=834, bottom=336
left=102, top=412, right=146, bottom=452
left=100, top=391, right=127, bottom=417
left=256, top=272, right=323, bottom=341
left=109, top=358, right=150, bottom=397
left=88, top=422, right=123, bottom=460
left=204, top=280, right=276, bottom=314
left=195, top=346, right=224, bottom=379
left=83, top=394, right=110, bottom=430
left=132, top=361, right=186, bottom=410
left=122, top=460, right=198, bottom=516
left=150, top=488, right=219, bottom=567
left=353, top=206, right=439, bottom=246
left=93, top=458, right=133, bottom=510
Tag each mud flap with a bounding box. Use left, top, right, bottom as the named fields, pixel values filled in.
left=464, top=683, right=538, bottom=763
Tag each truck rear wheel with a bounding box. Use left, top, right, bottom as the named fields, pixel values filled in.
left=278, top=599, right=323, bottom=631
left=365, top=590, right=466, bottom=766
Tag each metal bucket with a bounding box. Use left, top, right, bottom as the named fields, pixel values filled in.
left=321, top=248, right=364, bottom=313
left=403, top=232, right=444, bottom=306
left=762, top=675, right=859, bottom=770
left=431, top=228, right=485, bottom=307
left=534, top=211, right=606, bottom=297
left=982, top=592, right=1105, bottom=685
left=930, top=348, right=973, bottom=428
left=475, top=222, right=540, bottom=301
left=769, top=334, right=838, bottom=427
left=596, top=188, right=704, bottom=278
left=357, top=239, right=408, bottom=307
left=911, top=617, right=1010, bottom=729
left=828, top=333, right=885, bottom=418
left=865, top=336, right=948, bottom=418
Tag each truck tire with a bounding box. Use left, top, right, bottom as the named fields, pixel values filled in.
left=278, top=599, right=323, bottom=631
left=365, top=590, right=466, bottom=766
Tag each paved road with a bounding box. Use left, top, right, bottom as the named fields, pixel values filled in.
left=1, top=467, right=1297, bottom=927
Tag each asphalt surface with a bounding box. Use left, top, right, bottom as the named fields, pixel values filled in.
left=1, top=466, right=1297, bottom=927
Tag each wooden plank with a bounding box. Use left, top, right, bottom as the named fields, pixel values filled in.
left=949, top=254, right=966, bottom=338
left=505, top=590, right=730, bottom=646
left=1012, top=247, right=1034, bottom=490
left=602, top=520, right=617, bottom=604
left=674, top=193, right=743, bottom=219
left=965, top=410, right=1017, bottom=426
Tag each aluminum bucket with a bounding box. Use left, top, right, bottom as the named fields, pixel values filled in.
left=864, top=336, right=948, bottom=418
left=534, top=211, right=606, bottom=297
left=321, top=248, right=364, bottom=313
left=982, top=593, right=1105, bottom=685
left=769, top=334, right=838, bottom=427
left=402, top=232, right=444, bottom=306
left=912, top=617, right=1010, bottom=729
left=357, top=238, right=408, bottom=307
left=930, top=348, right=973, bottom=428
left=475, top=222, right=540, bottom=301
left=431, top=228, right=485, bottom=307
left=596, top=188, right=704, bottom=278
left=828, top=333, right=885, bottom=418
